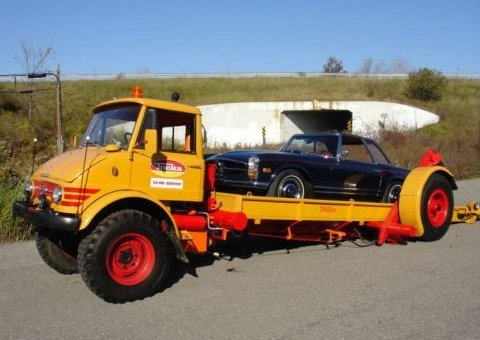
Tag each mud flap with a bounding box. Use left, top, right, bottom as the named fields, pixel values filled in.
left=166, top=226, right=190, bottom=263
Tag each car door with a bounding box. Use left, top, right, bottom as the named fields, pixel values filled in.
left=305, top=137, right=336, bottom=196
left=330, top=135, right=382, bottom=201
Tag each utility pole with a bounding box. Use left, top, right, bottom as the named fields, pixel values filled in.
left=55, top=64, right=64, bottom=154
left=27, top=65, right=64, bottom=154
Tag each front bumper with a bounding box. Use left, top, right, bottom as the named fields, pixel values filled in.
left=12, top=201, right=80, bottom=232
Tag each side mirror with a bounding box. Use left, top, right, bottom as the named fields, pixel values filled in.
left=339, top=150, right=349, bottom=160
left=202, top=125, right=207, bottom=147
left=144, top=129, right=158, bottom=154
left=73, top=134, right=83, bottom=147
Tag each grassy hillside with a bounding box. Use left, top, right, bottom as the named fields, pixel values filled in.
left=64, top=77, right=480, bottom=174
left=1, top=76, right=479, bottom=241
left=2, top=75, right=479, bottom=180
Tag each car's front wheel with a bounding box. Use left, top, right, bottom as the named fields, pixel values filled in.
left=267, top=170, right=312, bottom=199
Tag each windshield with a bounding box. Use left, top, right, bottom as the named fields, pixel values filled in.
left=281, top=135, right=338, bottom=156
left=81, top=104, right=141, bottom=149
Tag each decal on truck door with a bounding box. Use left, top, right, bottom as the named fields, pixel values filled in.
left=150, top=178, right=183, bottom=189
left=151, top=160, right=186, bottom=178
left=150, top=160, right=186, bottom=189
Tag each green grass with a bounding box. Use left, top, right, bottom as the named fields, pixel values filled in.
left=1, top=76, right=479, bottom=242
left=0, top=183, right=33, bottom=243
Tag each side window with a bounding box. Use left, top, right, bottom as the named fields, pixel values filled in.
left=158, top=111, right=195, bottom=153
left=342, top=136, right=373, bottom=163
left=315, top=140, right=329, bottom=154
left=304, top=139, right=314, bottom=153
left=283, top=137, right=303, bottom=152
left=366, top=140, right=389, bottom=164
left=135, top=108, right=195, bottom=153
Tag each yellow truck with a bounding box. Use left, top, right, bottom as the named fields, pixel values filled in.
left=12, top=87, right=479, bottom=303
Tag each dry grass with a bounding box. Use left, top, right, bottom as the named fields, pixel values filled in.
left=0, top=184, right=33, bottom=243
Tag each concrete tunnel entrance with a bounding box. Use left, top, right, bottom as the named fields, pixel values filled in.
left=282, top=109, right=353, bottom=134
left=198, top=101, right=439, bottom=147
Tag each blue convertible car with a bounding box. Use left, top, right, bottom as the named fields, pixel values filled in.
left=207, top=132, right=409, bottom=203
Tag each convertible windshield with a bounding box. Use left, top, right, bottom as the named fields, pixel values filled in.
left=281, top=135, right=338, bottom=156
left=81, top=104, right=141, bottom=148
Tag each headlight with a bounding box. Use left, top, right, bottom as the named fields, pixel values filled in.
left=247, top=155, right=260, bottom=180
left=24, top=181, right=34, bottom=202
left=52, top=186, right=63, bottom=203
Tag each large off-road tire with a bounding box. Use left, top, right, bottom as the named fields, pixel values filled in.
left=267, top=169, right=313, bottom=199
left=35, top=229, right=79, bottom=274
left=418, top=174, right=453, bottom=241
left=77, top=209, right=171, bottom=303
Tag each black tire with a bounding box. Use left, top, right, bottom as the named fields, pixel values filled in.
left=382, top=181, right=403, bottom=203
left=418, top=174, right=453, bottom=242
left=35, top=229, right=79, bottom=274
left=267, top=169, right=312, bottom=199
left=77, top=209, right=171, bottom=303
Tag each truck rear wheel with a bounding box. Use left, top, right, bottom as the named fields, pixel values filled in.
left=78, top=209, right=171, bottom=303
left=35, top=229, right=79, bottom=274
left=418, top=174, right=453, bottom=241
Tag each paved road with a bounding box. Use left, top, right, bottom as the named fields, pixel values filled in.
left=1, top=180, right=479, bottom=340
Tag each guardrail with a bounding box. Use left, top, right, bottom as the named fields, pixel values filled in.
left=1, top=72, right=479, bottom=82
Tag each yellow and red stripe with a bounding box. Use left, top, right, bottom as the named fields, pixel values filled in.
left=61, top=187, right=100, bottom=207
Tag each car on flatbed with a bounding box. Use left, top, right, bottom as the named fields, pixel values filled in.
left=207, top=132, right=409, bottom=203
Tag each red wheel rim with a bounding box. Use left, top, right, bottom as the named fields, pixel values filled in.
left=427, top=188, right=449, bottom=228
left=106, top=233, right=155, bottom=286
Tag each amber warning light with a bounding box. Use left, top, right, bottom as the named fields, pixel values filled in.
left=131, top=86, right=144, bottom=98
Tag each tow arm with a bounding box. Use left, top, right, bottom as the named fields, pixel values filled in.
left=452, top=201, right=480, bottom=224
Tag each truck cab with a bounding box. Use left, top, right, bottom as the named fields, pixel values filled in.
left=13, top=89, right=206, bottom=233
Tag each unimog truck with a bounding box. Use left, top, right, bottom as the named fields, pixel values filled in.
left=13, top=87, right=479, bottom=303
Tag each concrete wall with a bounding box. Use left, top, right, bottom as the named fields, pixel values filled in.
left=198, top=101, right=439, bottom=148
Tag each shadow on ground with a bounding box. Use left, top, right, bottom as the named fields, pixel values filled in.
left=161, top=234, right=343, bottom=292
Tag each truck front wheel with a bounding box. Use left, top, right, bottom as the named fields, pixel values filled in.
left=35, top=229, right=79, bottom=274
left=78, top=209, right=171, bottom=303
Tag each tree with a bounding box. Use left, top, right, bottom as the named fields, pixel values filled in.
left=357, top=57, right=411, bottom=74
left=390, top=58, right=410, bottom=74
left=405, top=68, right=448, bottom=102
left=15, top=42, right=55, bottom=74
left=14, top=43, right=55, bottom=119
left=358, top=58, right=374, bottom=74
left=323, top=56, right=345, bottom=73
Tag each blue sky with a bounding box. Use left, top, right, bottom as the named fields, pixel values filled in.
left=1, top=0, right=479, bottom=75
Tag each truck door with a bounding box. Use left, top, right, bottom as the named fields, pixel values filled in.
left=130, top=108, right=204, bottom=202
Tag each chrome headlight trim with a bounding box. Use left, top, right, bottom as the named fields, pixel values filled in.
left=247, top=155, right=260, bottom=180
left=24, top=180, right=34, bottom=202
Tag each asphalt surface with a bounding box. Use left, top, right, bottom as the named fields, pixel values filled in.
left=1, top=179, right=479, bottom=340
